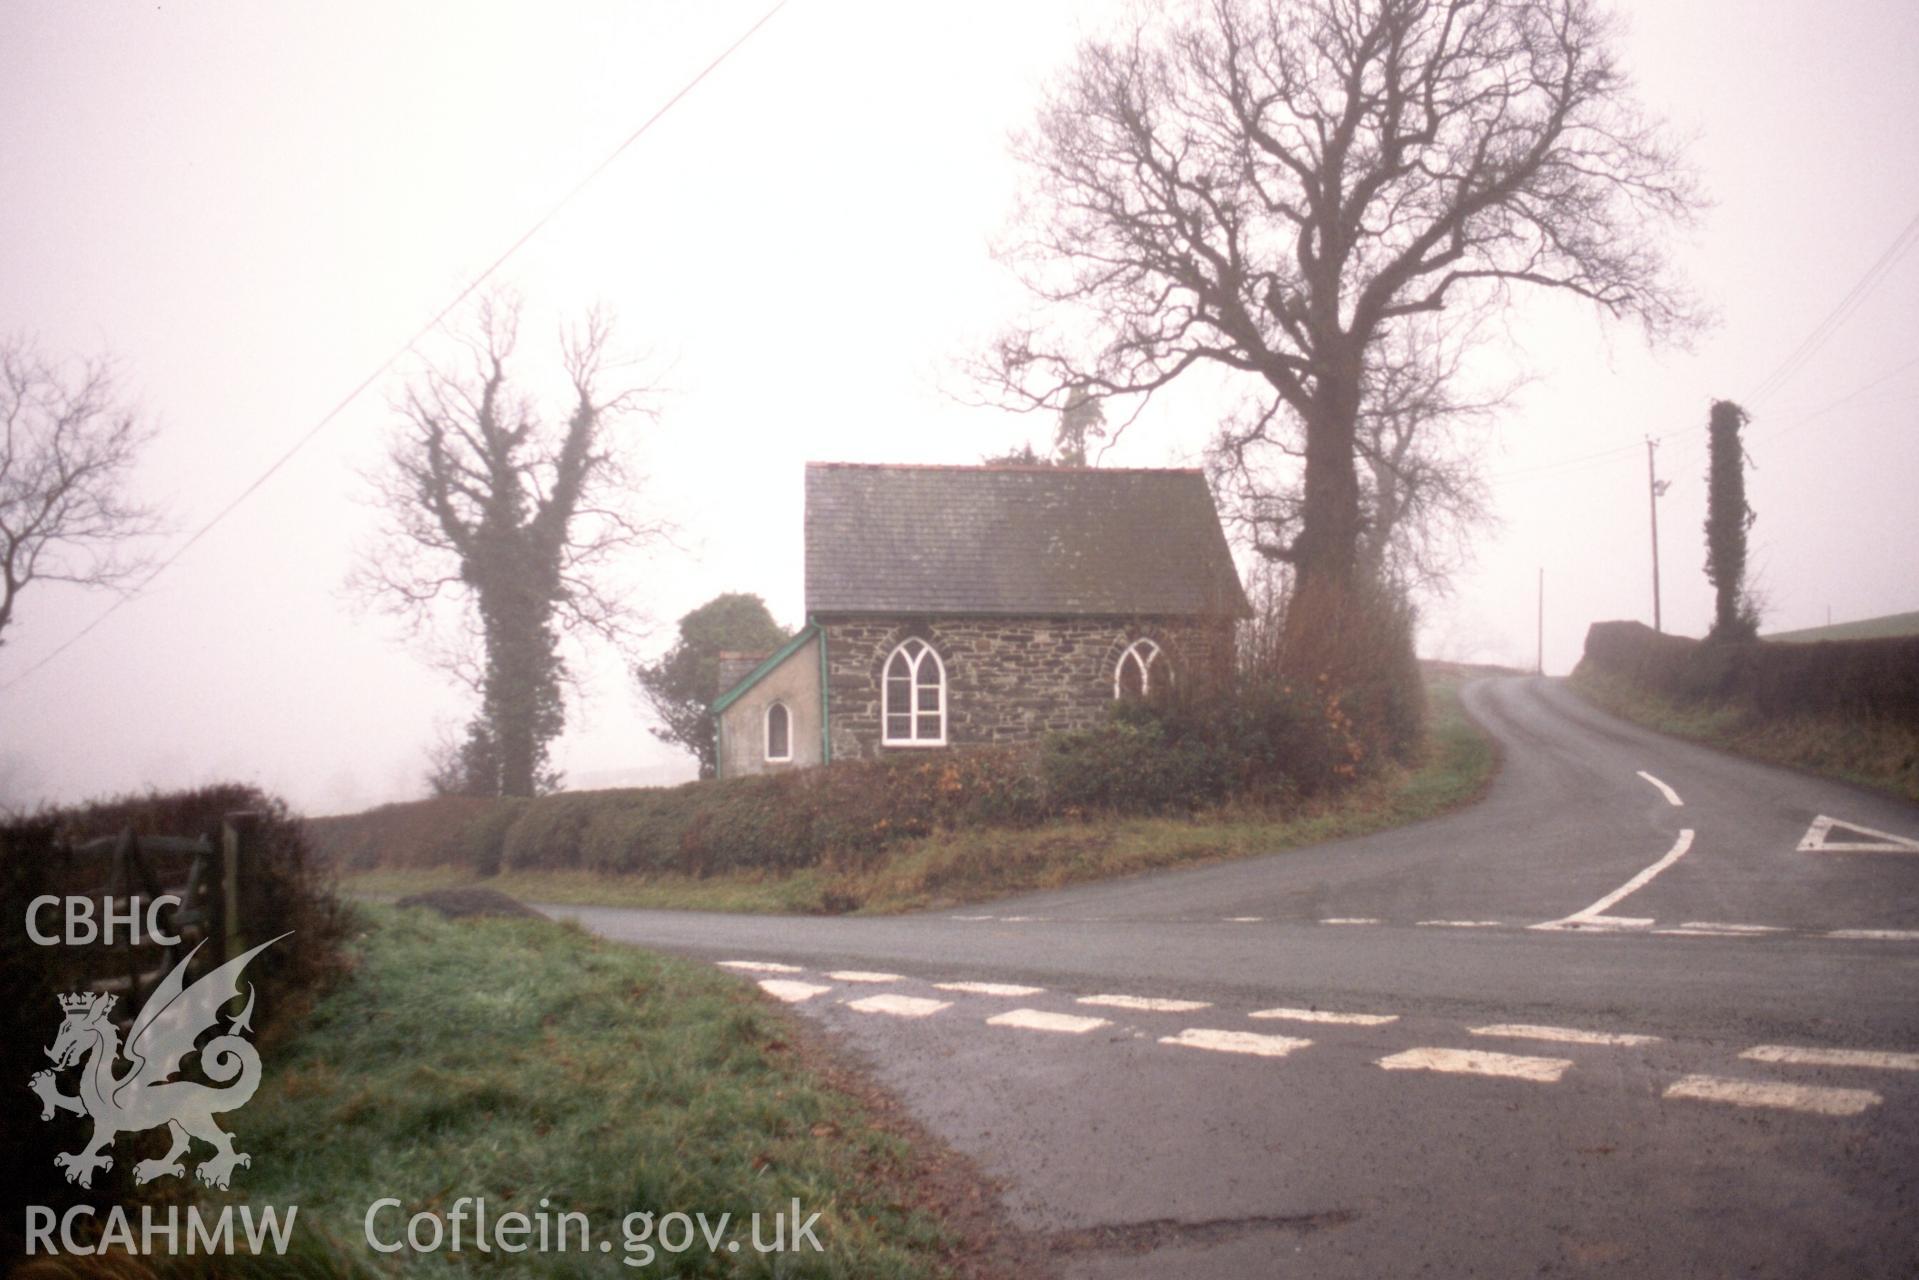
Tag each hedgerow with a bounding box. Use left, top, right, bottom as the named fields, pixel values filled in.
left=307, top=675, right=1386, bottom=879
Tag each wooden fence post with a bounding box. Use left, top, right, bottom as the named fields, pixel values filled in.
left=221, top=812, right=261, bottom=959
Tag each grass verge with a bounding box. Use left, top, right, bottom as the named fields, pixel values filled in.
left=343, top=672, right=1499, bottom=916
left=181, top=905, right=1004, bottom=1277
left=1570, top=663, right=1919, bottom=802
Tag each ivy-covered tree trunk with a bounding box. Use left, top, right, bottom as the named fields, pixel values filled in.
left=360, top=296, right=655, bottom=799
left=1703, top=399, right=1756, bottom=641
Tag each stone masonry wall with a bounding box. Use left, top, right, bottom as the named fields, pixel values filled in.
left=819, top=615, right=1235, bottom=761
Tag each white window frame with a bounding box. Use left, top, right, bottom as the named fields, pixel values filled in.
left=763, top=701, right=792, bottom=762
left=1114, top=638, right=1167, bottom=699
left=881, top=638, right=947, bottom=747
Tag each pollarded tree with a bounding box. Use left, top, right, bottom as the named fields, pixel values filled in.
left=0, top=337, right=160, bottom=647
left=989, top=0, right=1699, bottom=648
left=359, top=295, right=661, bottom=797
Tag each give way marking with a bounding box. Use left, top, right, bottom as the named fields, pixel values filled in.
left=1797, top=815, right=1919, bottom=854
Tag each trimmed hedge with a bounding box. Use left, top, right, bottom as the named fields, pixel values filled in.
left=1582, top=620, right=1919, bottom=721
left=309, top=677, right=1377, bottom=879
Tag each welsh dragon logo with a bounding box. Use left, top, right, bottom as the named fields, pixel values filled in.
left=30, top=935, right=285, bottom=1190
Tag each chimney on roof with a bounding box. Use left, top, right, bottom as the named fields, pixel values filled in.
left=716, top=651, right=768, bottom=697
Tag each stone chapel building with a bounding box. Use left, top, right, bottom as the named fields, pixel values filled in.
left=710, top=462, right=1251, bottom=777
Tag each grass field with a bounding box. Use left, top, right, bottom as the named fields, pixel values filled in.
left=1570, top=664, right=1919, bottom=802
left=1765, top=610, right=1919, bottom=644
left=180, top=906, right=996, bottom=1277
left=342, top=671, right=1499, bottom=916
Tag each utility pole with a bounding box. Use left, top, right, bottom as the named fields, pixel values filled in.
left=1647, top=438, right=1669, bottom=633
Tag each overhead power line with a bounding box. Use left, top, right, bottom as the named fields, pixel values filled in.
left=1750, top=208, right=1919, bottom=406
left=2, top=0, right=792, bottom=693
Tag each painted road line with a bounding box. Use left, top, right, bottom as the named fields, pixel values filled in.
left=1378, top=1047, right=1573, bottom=1083
left=845, top=994, right=950, bottom=1018
left=1797, top=814, right=1919, bottom=854
left=996, top=915, right=1049, bottom=923
left=827, top=970, right=906, bottom=983
left=1470, top=1023, right=1660, bottom=1047
left=1321, top=917, right=1381, bottom=925
left=988, top=1008, right=1110, bottom=1035
left=1664, top=1074, right=1881, bottom=1117
left=933, top=981, right=1047, bottom=997
left=1826, top=929, right=1919, bottom=942
left=718, top=960, right=803, bottom=974
left=1077, top=994, right=1213, bottom=1013
left=1159, top=1028, right=1313, bottom=1058
left=1538, top=915, right=1653, bottom=932
left=1741, top=1045, right=1919, bottom=1072
left=1655, top=926, right=1777, bottom=937
left=1534, top=829, right=1693, bottom=931
left=1677, top=922, right=1784, bottom=934
left=949, top=915, right=994, bottom=921
left=1636, top=770, right=1684, bottom=806
left=1224, top=916, right=1263, bottom=923
left=1250, top=1007, right=1398, bottom=1027
left=1417, top=920, right=1505, bottom=928
left=758, top=979, right=831, bottom=1004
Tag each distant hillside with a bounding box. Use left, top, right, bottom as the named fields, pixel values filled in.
left=1766, top=611, right=1919, bottom=644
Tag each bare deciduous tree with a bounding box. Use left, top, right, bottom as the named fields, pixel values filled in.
left=988, top=0, right=1698, bottom=618
left=357, top=295, right=661, bottom=797
left=0, top=337, right=159, bottom=647
left=1210, top=316, right=1502, bottom=595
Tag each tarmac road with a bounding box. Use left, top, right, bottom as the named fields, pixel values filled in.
left=552, top=676, right=1919, bottom=1277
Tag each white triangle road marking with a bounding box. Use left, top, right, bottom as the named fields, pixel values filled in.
left=1797, top=814, right=1919, bottom=854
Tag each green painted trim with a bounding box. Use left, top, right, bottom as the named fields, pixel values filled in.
left=814, top=615, right=831, bottom=765
left=710, top=623, right=821, bottom=716
left=713, top=717, right=723, bottom=780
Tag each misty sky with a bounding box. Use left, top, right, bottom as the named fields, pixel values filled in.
left=3, top=0, right=1915, bottom=816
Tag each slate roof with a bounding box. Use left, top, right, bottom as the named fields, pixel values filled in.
left=805, top=463, right=1251, bottom=618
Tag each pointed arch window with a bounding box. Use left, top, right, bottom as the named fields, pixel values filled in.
left=764, top=702, right=791, bottom=762
left=1114, top=639, right=1168, bottom=699
left=882, top=638, right=946, bottom=745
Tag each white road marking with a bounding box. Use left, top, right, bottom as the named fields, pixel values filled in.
left=1664, top=1074, right=1881, bottom=1116
left=1250, top=1007, right=1398, bottom=1026
left=1159, top=1028, right=1313, bottom=1058
left=1378, top=1047, right=1573, bottom=1083
left=827, top=970, right=905, bottom=983
left=987, top=1008, right=1110, bottom=1034
left=933, top=981, right=1046, bottom=997
left=845, top=994, right=950, bottom=1018
left=1321, top=917, right=1381, bottom=925
left=758, top=979, right=831, bottom=1004
left=1826, top=929, right=1919, bottom=942
left=1535, top=829, right=1693, bottom=931
left=1741, top=1045, right=1919, bottom=1072
left=1535, top=915, right=1653, bottom=932
left=949, top=914, right=994, bottom=921
left=1417, top=920, right=1505, bottom=928
left=719, top=960, right=803, bottom=973
left=996, top=915, right=1049, bottom=922
left=1798, top=814, right=1919, bottom=854
left=1655, top=924, right=1780, bottom=937
left=1224, top=916, right=1263, bottom=923
left=1636, top=770, right=1685, bottom=806
left=1470, top=1023, right=1660, bottom=1047
left=1077, top=994, right=1212, bottom=1013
